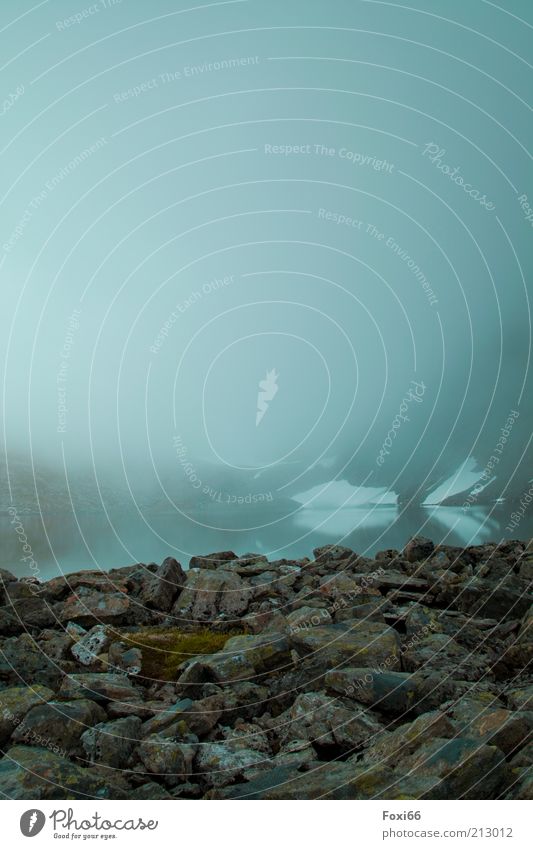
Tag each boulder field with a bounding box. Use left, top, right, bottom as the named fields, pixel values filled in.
left=0, top=537, right=531, bottom=800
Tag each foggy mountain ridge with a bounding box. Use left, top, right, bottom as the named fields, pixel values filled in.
left=1, top=450, right=529, bottom=517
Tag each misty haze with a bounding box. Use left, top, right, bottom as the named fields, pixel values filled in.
left=0, top=0, right=531, bottom=580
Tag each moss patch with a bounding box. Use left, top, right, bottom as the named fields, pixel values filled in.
left=119, top=627, right=243, bottom=681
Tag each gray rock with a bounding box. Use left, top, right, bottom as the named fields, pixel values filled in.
left=11, top=698, right=106, bottom=755
left=325, top=668, right=448, bottom=716
left=107, top=640, right=143, bottom=676
left=139, top=557, right=185, bottom=612
left=138, top=735, right=196, bottom=786
left=195, top=741, right=267, bottom=787
left=82, top=716, right=142, bottom=768
left=403, top=536, right=435, bottom=562
left=55, top=588, right=131, bottom=627
left=0, top=745, right=110, bottom=799
left=0, top=633, right=63, bottom=690
left=0, top=685, right=54, bottom=746
left=58, top=673, right=140, bottom=704
left=188, top=551, right=237, bottom=570
left=290, top=621, right=401, bottom=672
left=274, top=691, right=383, bottom=753
left=172, top=569, right=251, bottom=622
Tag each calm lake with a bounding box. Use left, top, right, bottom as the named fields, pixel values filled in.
left=2, top=502, right=530, bottom=582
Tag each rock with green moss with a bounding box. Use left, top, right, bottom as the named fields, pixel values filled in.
left=0, top=633, right=64, bottom=689
left=448, top=697, right=533, bottom=756
left=172, top=569, right=251, bottom=622
left=58, top=672, right=141, bottom=704
left=134, top=781, right=173, bottom=799
left=119, top=627, right=236, bottom=681
left=55, top=589, right=131, bottom=627
left=137, top=735, right=196, bottom=786
left=0, top=685, right=54, bottom=746
left=140, top=699, right=194, bottom=736
left=363, top=711, right=455, bottom=765
left=195, top=741, right=268, bottom=787
left=219, top=632, right=292, bottom=674
left=81, top=715, right=142, bottom=768
left=272, top=690, right=383, bottom=753
left=0, top=745, right=111, bottom=799
left=209, top=762, right=399, bottom=800
left=394, top=737, right=508, bottom=799
left=290, top=621, right=401, bottom=672
left=11, top=698, right=106, bottom=754
left=325, top=668, right=447, bottom=716
left=506, top=684, right=533, bottom=712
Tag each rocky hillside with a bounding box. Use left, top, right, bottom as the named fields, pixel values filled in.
left=0, top=537, right=531, bottom=799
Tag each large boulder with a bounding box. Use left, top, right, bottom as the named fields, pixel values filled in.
left=40, top=570, right=131, bottom=602
left=58, top=673, right=141, bottom=704
left=449, top=696, right=533, bottom=757
left=140, top=699, right=194, bottom=736
left=312, top=545, right=357, bottom=567
left=0, top=633, right=64, bottom=690
left=0, top=685, right=54, bottom=746
left=11, top=699, right=105, bottom=755
left=210, top=762, right=400, bottom=800
left=363, top=711, right=455, bottom=766
left=138, top=557, right=185, bottom=612
left=195, top=741, right=267, bottom=788
left=180, top=633, right=292, bottom=686
left=137, top=735, right=196, bottom=786
left=325, top=668, right=448, bottom=716
left=287, top=606, right=332, bottom=632
left=81, top=716, right=142, bottom=768
left=179, top=653, right=255, bottom=686
left=222, top=555, right=270, bottom=577
left=36, top=629, right=74, bottom=661
left=219, top=633, right=292, bottom=674
left=273, top=691, right=383, bottom=753
left=55, top=588, right=131, bottom=627
left=403, top=536, right=435, bottom=563
left=0, top=745, right=111, bottom=799
left=0, top=595, right=57, bottom=631
left=395, top=737, right=508, bottom=799
left=506, top=684, right=533, bottom=712
left=456, top=576, right=531, bottom=622
left=290, top=621, right=401, bottom=672
left=171, top=569, right=251, bottom=623
left=401, top=632, right=491, bottom=682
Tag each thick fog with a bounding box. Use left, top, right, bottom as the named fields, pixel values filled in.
left=1, top=0, right=531, bottom=571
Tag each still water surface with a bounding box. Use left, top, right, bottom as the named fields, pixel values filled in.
left=2, top=502, right=529, bottom=582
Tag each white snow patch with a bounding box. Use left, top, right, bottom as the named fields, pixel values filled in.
left=423, top=457, right=484, bottom=505
left=293, top=478, right=396, bottom=508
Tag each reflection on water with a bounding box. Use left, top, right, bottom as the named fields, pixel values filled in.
left=2, top=502, right=530, bottom=582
